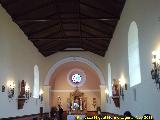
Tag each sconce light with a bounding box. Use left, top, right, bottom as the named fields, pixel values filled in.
left=39, top=89, right=44, bottom=103
left=119, top=78, right=127, bottom=100
left=151, top=49, right=160, bottom=89
left=105, top=88, right=109, bottom=102
left=7, top=80, right=15, bottom=101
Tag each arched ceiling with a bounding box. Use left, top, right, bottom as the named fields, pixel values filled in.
left=0, top=0, right=126, bottom=57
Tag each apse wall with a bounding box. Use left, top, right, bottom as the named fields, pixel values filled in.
left=43, top=51, right=106, bottom=82
left=49, top=62, right=101, bottom=111
left=0, top=5, right=46, bottom=118
left=104, top=0, right=160, bottom=119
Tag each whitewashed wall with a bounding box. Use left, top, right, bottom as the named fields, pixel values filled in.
left=0, top=4, right=106, bottom=118
left=0, top=5, right=45, bottom=118
left=104, top=0, right=160, bottom=119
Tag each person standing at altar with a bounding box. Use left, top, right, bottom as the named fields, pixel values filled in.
left=58, top=105, right=63, bottom=120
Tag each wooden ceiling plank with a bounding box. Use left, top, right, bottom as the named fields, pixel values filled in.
left=80, top=1, right=116, bottom=17
left=81, top=23, right=112, bottom=37
left=14, top=16, right=119, bottom=22
left=43, top=30, right=62, bottom=39
left=39, top=41, right=81, bottom=51
left=54, top=0, right=66, bottom=38
left=82, top=45, right=105, bottom=56
left=28, top=23, right=59, bottom=37
left=29, top=37, right=110, bottom=40
left=80, top=12, right=116, bottom=29
left=13, top=1, right=55, bottom=19
left=29, top=24, right=60, bottom=38
left=83, top=41, right=107, bottom=50
left=84, top=39, right=109, bottom=48
left=81, top=0, right=124, bottom=14
left=0, top=0, right=20, bottom=7
left=81, top=30, right=97, bottom=37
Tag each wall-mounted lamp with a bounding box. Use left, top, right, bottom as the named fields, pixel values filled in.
left=39, top=89, right=44, bottom=103
left=151, top=49, right=160, bottom=89
left=7, top=80, right=15, bottom=101
left=119, top=78, right=127, bottom=100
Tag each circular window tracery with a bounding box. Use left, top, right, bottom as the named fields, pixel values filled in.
left=72, top=73, right=82, bottom=83
left=67, top=68, right=86, bottom=87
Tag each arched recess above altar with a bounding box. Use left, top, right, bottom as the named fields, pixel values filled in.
left=45, top=57, right=105, bottom=112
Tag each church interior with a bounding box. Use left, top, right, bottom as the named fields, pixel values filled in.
left=0, top=0, right=159, bottom=119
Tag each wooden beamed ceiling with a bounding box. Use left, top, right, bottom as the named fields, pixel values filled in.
left=0, top=0, right=126, bottom=57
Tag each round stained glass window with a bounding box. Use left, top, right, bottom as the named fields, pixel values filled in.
left=67, top=68, right=86, bottom=87
left=72, top=74, right=82, bottom=83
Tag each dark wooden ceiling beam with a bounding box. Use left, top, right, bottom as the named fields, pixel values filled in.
left=29, top=37, right=110, bottom=41
left=78, top=0, right=82, bottom=47
left=81, top=30, right=97, bottom=37
left=39, top=41, right=81, bottom=51
left=83, top=41, right=107, bottom=50
left=80, top=12, right=116, bottom=29
left=42, top=49, right=87, bottom=52
left=111, top=0, right=126, bottom=6
left=13, top=1, right=55, bottom=19
left=40, top=47, right=88, bottom=57
left=84, top=39, right=109, bottom=46
left=80, top=1, right=117, bottom=17
left=27, top=23, right=59, bottom=37
left=0, top=0, right=21, bottom=7
left=81, top=23, right=112, bottom=36
left=54, top=0, right=66, bottom=38
left=14, top=16, right=119, bottom=23
left=43, top=29, right=62, bottom=38
left=82, top=45, right=105, bottom=56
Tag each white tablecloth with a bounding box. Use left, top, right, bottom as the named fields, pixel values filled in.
left=67, top=115, right=86, bottom=120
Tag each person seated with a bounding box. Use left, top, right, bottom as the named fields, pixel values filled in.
left=123, top=111, right=137, bottom=120
left=142, top=114, right=154, bottom=120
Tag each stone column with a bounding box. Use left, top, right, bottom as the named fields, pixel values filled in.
left=99, top=85, right=106, bottom=112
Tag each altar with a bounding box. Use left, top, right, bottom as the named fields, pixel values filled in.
left=67, top=87, right=87, bottom=113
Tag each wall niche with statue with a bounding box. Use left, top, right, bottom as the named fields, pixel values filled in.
left=17, top=80, right=28, bottom=109
left=112, top=79, right=120, bottom=108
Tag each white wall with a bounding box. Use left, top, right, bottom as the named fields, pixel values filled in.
left=104, top=0, right=160, bottom=119
left=0, top=5, right=46, bottom=118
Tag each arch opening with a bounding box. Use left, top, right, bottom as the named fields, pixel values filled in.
left=44, top=57, right=105, bottom=86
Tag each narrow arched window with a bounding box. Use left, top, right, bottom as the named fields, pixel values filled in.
left=33, top=65, right=39, bottom=98
left=108, top=63, right=112, bottom=96
left=128, top=21, right=141, bottom=87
